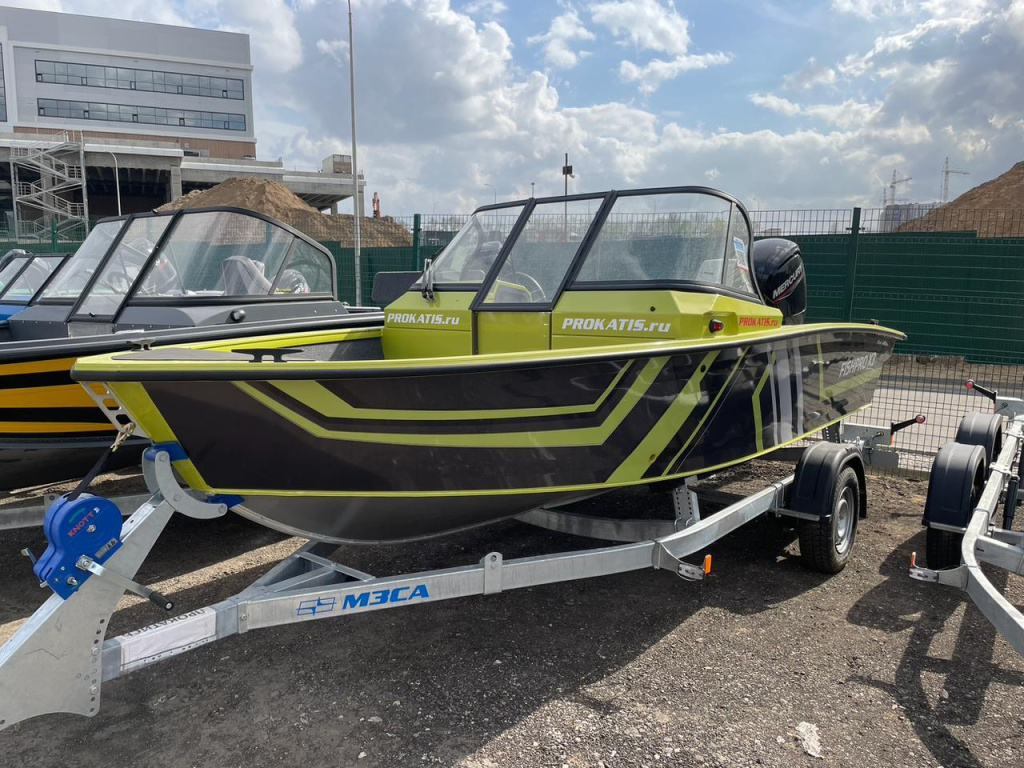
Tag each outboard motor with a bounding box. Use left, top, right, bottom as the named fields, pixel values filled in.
left=752, top=238, right=806, bottom=325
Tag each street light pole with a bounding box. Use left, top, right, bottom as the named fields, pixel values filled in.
left=105, top=150, right=121, bottom=216
left=484, top=183, right=496, bottom=205
left=347, top=0, right=362, bottom=305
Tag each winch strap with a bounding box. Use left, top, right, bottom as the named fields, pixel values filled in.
left=66, top=424, right=135, bottom=502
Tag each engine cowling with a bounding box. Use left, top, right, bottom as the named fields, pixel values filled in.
left=752, top=238, right=806, bottom=325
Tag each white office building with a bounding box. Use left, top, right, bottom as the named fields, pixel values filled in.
left=0, top=7, right=361, bottom=229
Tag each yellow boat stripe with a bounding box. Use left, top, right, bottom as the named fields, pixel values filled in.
left=661, top=348, right=749, bottom=475
left=752, top=352, right=777, bottom=453
left=0, top=357, right=77, bottom=376
left=266, top=361, right=634, bottom=421
left=607, top=351, right=719, bottom=483
left=233, top=357, right=670, bottom=448
left=0, top=384, right=97, bottom=409
left=195, top=407, right=872, bottom=500
left=0, top=422, right=113, bottom=434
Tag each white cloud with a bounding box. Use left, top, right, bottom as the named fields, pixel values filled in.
left=782, top=57, right=836, bottom=89
left=619, top=51, right=731, bottom=94
left=590, top=0, right=730, bottom=93
left=590, top=0, right=691, bottom=55
left=464, top=0, right=506, bottom=15
left=527, top=9, right=595, bottom=70
left=832, top=1, right=915, bottom=20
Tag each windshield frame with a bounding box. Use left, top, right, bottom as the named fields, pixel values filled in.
left=49, top=206, right=339, bottom=324
left=432, top=186, right=760, bottom=313
left=0, top=252, right=72, bottom=303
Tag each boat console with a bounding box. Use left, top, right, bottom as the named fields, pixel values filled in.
left=382, top=187, right=807, bottom=359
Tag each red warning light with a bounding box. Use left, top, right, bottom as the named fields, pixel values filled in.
left=708, top=319, right=725, bottom=333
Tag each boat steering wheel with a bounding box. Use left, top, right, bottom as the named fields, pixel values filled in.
left=516, top=273, right=546, bottom=302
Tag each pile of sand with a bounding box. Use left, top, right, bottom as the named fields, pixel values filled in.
left=157, top=178, right=413, bottom=246
left=898, top=161, right=1024, bottom=236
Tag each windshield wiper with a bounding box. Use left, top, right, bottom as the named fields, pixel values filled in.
left=420, top=257, right=435, bottom=301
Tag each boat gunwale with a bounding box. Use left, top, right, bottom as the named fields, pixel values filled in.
left=72, top=322, right=905, bottom=382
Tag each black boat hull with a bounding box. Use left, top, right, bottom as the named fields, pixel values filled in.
left=83, top=325, right=900, bottom=542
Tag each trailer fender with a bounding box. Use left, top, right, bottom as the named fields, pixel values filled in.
left=923, top=442, right=986, bottom=528
left=954, top=413, right=1002, bottom=469
left=789, top=442, right=867, bottom=519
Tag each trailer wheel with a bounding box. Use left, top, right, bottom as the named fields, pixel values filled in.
left=923, top=442, right=986, bottom=569
left=798, top=466, right=860, bottom=574
left=955, top=413, right=1002, bottom=469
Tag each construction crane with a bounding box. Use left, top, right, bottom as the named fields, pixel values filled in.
left=884, top=169, right=912, bottom=207
left=941, top=156, right=968, bottom=204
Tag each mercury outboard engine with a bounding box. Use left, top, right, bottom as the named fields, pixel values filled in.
left=752, top=238, right=806, bottom=325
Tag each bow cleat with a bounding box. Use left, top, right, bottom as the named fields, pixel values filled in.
left=34, top=493, right=124, bottom=600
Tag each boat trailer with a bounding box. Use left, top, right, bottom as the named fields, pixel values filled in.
left=0, top=435, right=874, bottom=731
left=910, top=381, right=1024, bottom=655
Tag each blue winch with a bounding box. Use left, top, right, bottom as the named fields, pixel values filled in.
left=33, top=493, right=124, bottom=600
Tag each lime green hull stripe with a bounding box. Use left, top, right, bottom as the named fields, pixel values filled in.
left=234, top=356, right=669, bottom=448
left=207, top=406, right=870, bottom=500
left=266, top=360, right=634, bottom=421
left=606, top=351, right=719, bottom=483
left=662, top=348, right=749, bottom=475
left=752, top=352, right=777, bottom=454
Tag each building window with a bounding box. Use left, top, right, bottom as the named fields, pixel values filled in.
left=34, top=59, right=246, bottom=101
left=0, top=45, right=8, bottom=123
left=36, top=98, right=246, bottom=132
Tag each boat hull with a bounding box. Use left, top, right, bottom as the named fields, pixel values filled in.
left=0, top=313, right=384, bottom=491
left=84, top=325, right=900, bottom=542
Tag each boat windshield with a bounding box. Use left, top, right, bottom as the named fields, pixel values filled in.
left=0, top=255, right=29, bottom=293
left=0, top=255, right=66, bottom=302
left=131, top=210, right=334, bottom=301
left=40, top=220, right=126, bottom=302
left=425, top=206, right=525, bottom=286
left=574, top=192, right=754, bottom=294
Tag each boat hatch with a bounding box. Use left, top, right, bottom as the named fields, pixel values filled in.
left=383, top=187, right=781, bottom=359
left=10, top=207, right=338, bottom=340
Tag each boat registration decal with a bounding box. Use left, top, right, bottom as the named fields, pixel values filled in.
left=386, top=312, right=462, bottom=327
left=560, top=317, right=672, bottom=334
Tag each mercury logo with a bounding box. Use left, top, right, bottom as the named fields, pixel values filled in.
left=771, top=262, right=804, bottom=301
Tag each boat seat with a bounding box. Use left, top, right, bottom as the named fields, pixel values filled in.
left=222, top=255, right=272, bottom=296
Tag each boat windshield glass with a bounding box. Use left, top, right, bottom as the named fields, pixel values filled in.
left=0, top=256, right=28, bottom=293
left=484, top=199, right=601, bottom=304
left=40, top=220, right=125, bottom=301
left=132, top=210, right=333, bottom=299
left=0, top=255, right=65, bottom=302
left=424, top=206, right=525, bottom=286
left=573, top=192, right=754, bottom=294
left=77, top=216, right=173, bottom=316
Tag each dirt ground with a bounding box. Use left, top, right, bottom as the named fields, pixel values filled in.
left=1, top=464, right=1022, bottom=768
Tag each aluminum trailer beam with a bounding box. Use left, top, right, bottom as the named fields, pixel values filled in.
left=0, top=448, right=804, bottom=731
left=911, top=403, right=1024, bottom=656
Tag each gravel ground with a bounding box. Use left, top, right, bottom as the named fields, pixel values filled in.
left=1, top=463, right=1022, bottom=768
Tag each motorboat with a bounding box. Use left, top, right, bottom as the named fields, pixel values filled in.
left=73, top=186, right=903, bottom=543
left=0, top=207, right=383, bottom=490
left=0, top=249, right=71, bottom=321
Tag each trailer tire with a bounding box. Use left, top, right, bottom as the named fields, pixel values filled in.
left=798, top=466, right=860, bottom=574
left=925, top=528, right=964, bottom=571
left=955, top=413, right=1002, bottom=469
left=922, top=442, right=986, bottom=569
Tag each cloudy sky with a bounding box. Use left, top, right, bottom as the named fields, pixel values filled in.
left=10, top=0, right=1024, bottom=214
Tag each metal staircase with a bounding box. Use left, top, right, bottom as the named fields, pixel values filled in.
left=9, top=131, right=90, bottom=242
